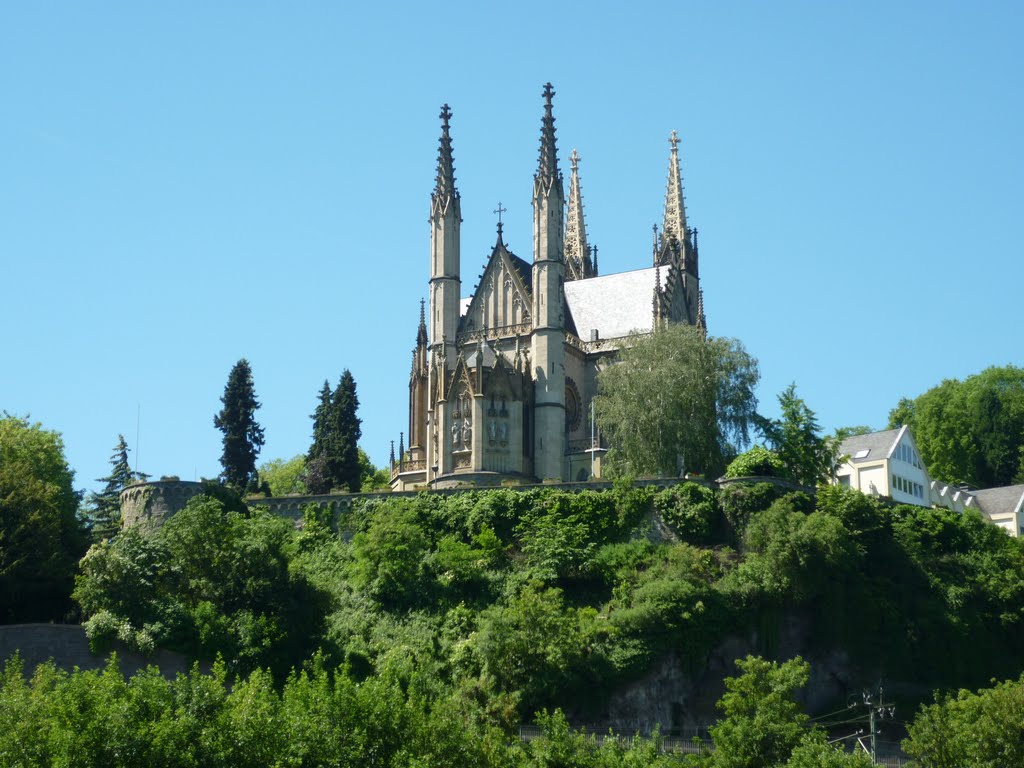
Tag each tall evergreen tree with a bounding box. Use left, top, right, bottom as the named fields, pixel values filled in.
left=304, top=371, right=363, bottom=494
left=305, top=380, right=334, bottom=495
left=85, top=434, right=147, bottom=540
left=332, top=370, right=362, bottom=493
left=213, top=359, right=265, bottom=491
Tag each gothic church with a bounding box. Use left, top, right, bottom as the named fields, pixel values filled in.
left=391, top=84, right=705, bottom=489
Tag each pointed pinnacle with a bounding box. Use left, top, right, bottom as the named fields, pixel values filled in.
left=564, top=148, right=590, bottom=280
left=663, top=130, right=687, bottom=244
left=536, top=83, right=559, bottom=187
left=434, top=104, right=457, bottom=201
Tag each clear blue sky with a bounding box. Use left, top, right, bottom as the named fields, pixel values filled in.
left=2, top=2, right=1022, bottom=493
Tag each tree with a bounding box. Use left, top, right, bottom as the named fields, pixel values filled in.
left=84, top=434, right=147, bottom=540
left=213, top=359, right=265, bottom=491
left=259, top=455, right=307, bottom=496
left=331, top=371, right=362, bottom=493
left=760, top=384, right=837, bottom=486
left=903, top=674, right=1024, bottom=768
left=888, top=366, right=1024, bottom=487
left=593, top=324, right=759, bottom=478
left=305, top=371, right=363, bottom=494
left=705, top=655, right=817, bottom=768
left=0, top=415, right=88, bottom=622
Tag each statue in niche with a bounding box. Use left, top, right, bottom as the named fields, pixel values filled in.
left=499, top=421, right=509, bottom=445
left=488, top=420, right=497, bottom=444
left=462, top=419, right=472, bottom=447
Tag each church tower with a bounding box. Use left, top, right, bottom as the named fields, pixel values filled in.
left=531, top=83, right=567, bottom=480
left=429, top=104, right=461, bottom=362
left=427, top=105, right=461, bottom=477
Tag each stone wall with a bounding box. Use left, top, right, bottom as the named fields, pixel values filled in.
left=0, top=624, right=200, bottom=679
left=120, top=480, right=205, bottom=532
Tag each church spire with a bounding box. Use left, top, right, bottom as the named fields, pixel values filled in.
left=564, top=149, right=592, bottom=281
left=662, top=130, right=688, bottom=244
left=432, top=104, right=458, bottom=213
left=535, top=83, right=560, bottom=193
left=417, top=298, right=427, bottom=346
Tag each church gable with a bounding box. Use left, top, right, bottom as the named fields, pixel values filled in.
left=459, top=240, right=533, bottom=339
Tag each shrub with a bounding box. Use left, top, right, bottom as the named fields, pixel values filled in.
left=724, top=446, right=785, bottom=479
left=653, top=482, right=717, bottom=543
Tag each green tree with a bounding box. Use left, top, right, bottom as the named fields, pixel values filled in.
left=331, top=370, right=362, bottom=493
left=213, top=359, right=265, bottom=491
left=594, top=324, right=759, bottom=478
left=358, top=448, right=390, bottom=491
left=305, top=372, right=363, bottom=494
left=258, top=455, right=307, bottom=496
left=704, top=655, right=817, bottom=768
left=306, top=380, right=333, bottom=494
left=760, top=384, right=836, bottom=486
left=888, top=365, right=1024, bottom=487
left=0, top=415, right=88, bottom=622
left=84, top=434, right=147, bottom=540
left=903, top=674, right=1024, bottom=768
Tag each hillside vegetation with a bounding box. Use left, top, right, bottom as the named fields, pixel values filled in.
left=71, top=481, right=1024, bottom=718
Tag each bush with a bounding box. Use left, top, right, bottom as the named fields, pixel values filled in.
left=718, top=482, right=785, bottom=537
left=724, top=446, right=785, bottom=479
left=653, top=482, right=717, bottom=542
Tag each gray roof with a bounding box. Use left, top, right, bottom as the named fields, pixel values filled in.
left=839, top=428, right=902, bottom=463
left=972, top=485, right=1024, bottom=518
left=564, top=266, right=661, bottom=341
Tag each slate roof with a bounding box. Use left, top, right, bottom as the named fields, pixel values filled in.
left=972, top=485, right=1024, bottom=518
left=563, top=266, right=661, bottom=341
left=838, top=428, right=902, bottom=463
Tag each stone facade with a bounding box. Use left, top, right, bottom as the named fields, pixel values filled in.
left=394, top=85, right=707, bottom=490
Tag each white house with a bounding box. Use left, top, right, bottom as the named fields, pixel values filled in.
left=834, top=426, right=1020, bottom=536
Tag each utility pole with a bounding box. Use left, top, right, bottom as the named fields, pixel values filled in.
left=862, top=684, right=895, bottom=763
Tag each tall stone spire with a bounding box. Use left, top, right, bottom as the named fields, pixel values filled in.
left=432, top=104, right=458, bottom=214
left=564, top=149, right=592, bottom=281
left=429, top=103, right=461, bottom=359
left=535, top=83, right=560, bottom=194
left=417, top=298, right=427, bottom=346
left=662, top=130, right=688, bottom=244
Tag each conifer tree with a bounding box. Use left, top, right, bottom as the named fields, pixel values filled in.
left=332, top=370, right=362, bottom=493
left=213, top=359, right=265, bottom=491
left=86, top=434, right=147, bottom=540
left=305, top=371, right=363, bottom=494
left=305, top=380, right=333, bottom=495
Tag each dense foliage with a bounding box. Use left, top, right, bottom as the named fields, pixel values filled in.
left=71, top=479, right=1024, bottom=722
left=0, top=415, right=88, bottom=622
left=889, top=365, right=1024, bottom=487
left=903, top=673, right=1024, bottom=768
left=213, top=359, right=265, bottom=491
left=74, top=493, right=327, bottom=678
left=594, top=324, right=759, bottom=478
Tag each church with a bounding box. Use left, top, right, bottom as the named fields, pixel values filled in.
left=391, top=84, right=706, bottom=490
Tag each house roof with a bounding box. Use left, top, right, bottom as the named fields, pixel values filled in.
left=564, top=266, right=661, bottom=341
left=972, top=485, right=1024, bottom=519
left=838, top=428, right=902, bottom=463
